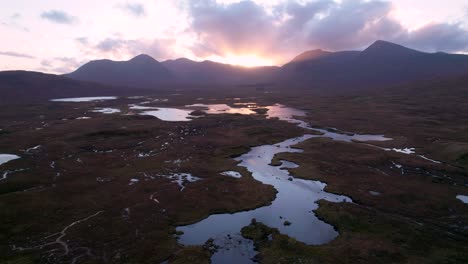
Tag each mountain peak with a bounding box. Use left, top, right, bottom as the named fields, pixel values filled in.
left=129, top=54, right=158, bottom=63
left=289, top=49, right=332, bottom=64
left=363, top=40, right=421, bottom=56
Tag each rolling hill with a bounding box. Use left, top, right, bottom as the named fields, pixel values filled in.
left=0, top=71, right=147, bottom=104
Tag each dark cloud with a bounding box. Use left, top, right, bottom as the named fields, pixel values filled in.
left=187, top=0, right=280, bottom=57
left=404, top=23, right=468, bottom=52
left=40, top=10, right=77, bottom=25
left=117, top=2, right=146, bottom=17
left=300, top=0, right=405, bottom=50
left=184, top=0, right=468, bottom=62
left=0, top=51, right=35, bottom=59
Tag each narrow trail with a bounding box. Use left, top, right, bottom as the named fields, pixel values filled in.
left=14, top=210, right=104, bottom=263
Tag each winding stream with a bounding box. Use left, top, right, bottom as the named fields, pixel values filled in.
left=176, top=104, right=391, bottom=263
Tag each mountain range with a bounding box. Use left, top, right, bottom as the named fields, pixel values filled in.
left=2, top=40, right=468, bottom=103
left=279, top=40, right=468, bottom=89
left=65, top=40, right=468, bottom=90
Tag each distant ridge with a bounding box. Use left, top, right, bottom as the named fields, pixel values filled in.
left=0, top=71, right=144, bottom=104
left=277, top=40, right=468, bottom=89
left=64, top=40, right=468, bottom=90
left=289, top=49, right=332, bottom=63
left=161, top=58, right=279, bottom=84
left=65, top=55, right=173, bottom=88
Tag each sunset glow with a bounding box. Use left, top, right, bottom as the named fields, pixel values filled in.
left=207, top=54, right=275, bottom=67
left=0, top=0, right=467, bottom=73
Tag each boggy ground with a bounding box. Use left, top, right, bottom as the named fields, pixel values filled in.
left=256, top=137, right=467, bottom=263
left=0, top=86, right=467, bottom=264
left=242, top=84, right=468, bottom=263
left=0, top=96, right=303, bottom=263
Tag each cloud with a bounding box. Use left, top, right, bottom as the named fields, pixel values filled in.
left=75, top=37, right=89, bottom=45
left=1, top=12, right=29, bottom=32
left=40, top=10, right=77, bottom=25
left=38, top=57, right=85, bottom=74
left=187, top=0, right=281, bottom=57
left=11, top=13, right=21, bottom=19
left=77, top=36, right=176, bottom=61
left=96, top=38, right=125, bottom=52
left=184, top=0, right=468, bottom=63
left=0, top=51, right=35, bottom=59
left=117, top=2, right=146, bottom=17
left=404, top=23, right=468, bottom=52
left=40, top=60, right=52, bottom=67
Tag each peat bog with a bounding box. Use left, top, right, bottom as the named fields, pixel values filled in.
left=0, top=88, right=467, bottom=264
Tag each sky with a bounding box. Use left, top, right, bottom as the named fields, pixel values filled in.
left=1, top=0, right=468, bottom=73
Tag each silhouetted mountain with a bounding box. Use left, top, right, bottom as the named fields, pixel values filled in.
left=64, top=40, right=468, bottom=91
left=288, top=49, right=333, bottom=63
left=0, top=71, right=145, bottom=104
left=278, top=40, right=468, bottom=90
left=66, top=55, right=279, bottom=88
left=161, top=58, right=279, bottom=84
left=65, top=54, right=173, bottom=88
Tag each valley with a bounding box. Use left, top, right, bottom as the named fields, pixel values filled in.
left=0, top=85, right=467, bottom=263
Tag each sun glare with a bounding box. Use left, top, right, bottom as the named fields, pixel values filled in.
left=226, top=54, right=274, bottom=67
left=205, top=54, right=275, bottom=67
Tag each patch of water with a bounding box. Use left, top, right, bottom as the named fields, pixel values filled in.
left=266, top=104, right=392, bottom=142
left=159, top=173, right=201, bottom=191
left=50, top=96, right=117, bottom=102
left=220, top=171, right=242, bottom=178
left=129, top=178, right=140, bottom=186
left=385, top=148, right=415, bottom=154
left=140, top=108, right=195, bottom=122
left=187, top=104, right=257, bottom=115
left=0, top=154, right=20, bottom=166
left=418, top=155, right=442, bottom=164
left=456, top=195, right=468, bottom=204
left=128, top=104, right=158, bottom=110
left=92, top=108, right=121, bottom=114
left=176, top=104, right=396, bottom=263
left=177, top=135, right=352, bottom=263
left=25, top=145, right=41, bottom=153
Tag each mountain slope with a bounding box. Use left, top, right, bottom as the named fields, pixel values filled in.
left=278, top=40, right=468, bottom=90
left=161, top=58, right=279, bottom=84
left=0, top=71, right=142, bottom=104
left=65, top=54, right=173, bottom=89
left=64, top=40, right=468, bottom=91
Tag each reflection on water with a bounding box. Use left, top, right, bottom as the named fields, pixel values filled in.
left=139, top=108, right=195, bottom=121
left=50, top=96, right=117, bottom=102
left=456, top=195, right=468, bottom=204
left=220, top=171, right=242, bottom=178
left=177, top=135, right=352, bottom=263
left=177, top=103, right=393, bottom=263
left=187, top=104, right=257, bottom=115
left=91, top=108, right=121, bottom=114
left=0, top=154, right=20, bottom=166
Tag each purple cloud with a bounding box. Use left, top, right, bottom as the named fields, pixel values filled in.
left=0, top=51, right=35, bottom=59
left=41, top=10, right=77, bottom=25
left=184, top=0, right=468, bottom=62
